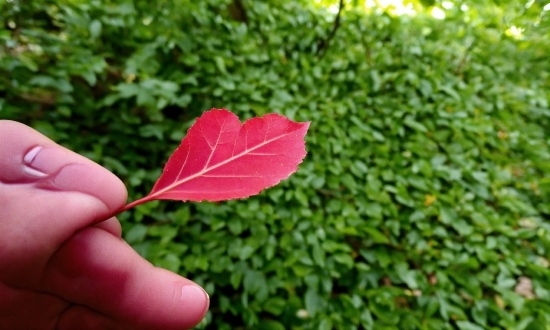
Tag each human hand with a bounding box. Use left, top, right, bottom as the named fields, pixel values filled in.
left=0, top=120, right=209, bottom=329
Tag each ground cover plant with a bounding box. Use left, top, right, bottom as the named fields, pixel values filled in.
left=1, top=0, right=550, bottom=329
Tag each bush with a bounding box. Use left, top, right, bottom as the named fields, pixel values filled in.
left=2, top=0, right=550, bottom=328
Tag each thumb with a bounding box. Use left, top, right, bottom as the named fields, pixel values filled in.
left=0, top=120, right=127, bottom=212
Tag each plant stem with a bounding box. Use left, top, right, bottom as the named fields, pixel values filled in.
left=120, top=196, right=153, bottom=212
left=98, top=195, right=154, bottom=222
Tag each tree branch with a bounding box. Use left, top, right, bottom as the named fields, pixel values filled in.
left=228, top=0, right=248, bottom=25
left=316, top=0, right=345, bottom=58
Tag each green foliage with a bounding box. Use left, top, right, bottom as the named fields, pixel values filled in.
left=2, top=0, right=550, bottom=328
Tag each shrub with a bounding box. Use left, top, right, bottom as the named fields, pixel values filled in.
left=2, top=0, right=550, bottom=328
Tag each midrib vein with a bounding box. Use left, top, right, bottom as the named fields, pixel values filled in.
left=149, top=130, right=296, bottom=198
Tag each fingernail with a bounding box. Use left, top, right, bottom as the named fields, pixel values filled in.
left=23, top=146, right=42, bottom=164
left=22, top=146, right=47, bottom=177
left=23, top=146, right=69, bottom=176
left=180, top=285, right=209, bottom=318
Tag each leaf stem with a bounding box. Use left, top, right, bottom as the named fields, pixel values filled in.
left=98, top=195, right=155, bottom=222
left=120, top=196, right=153, bottom=212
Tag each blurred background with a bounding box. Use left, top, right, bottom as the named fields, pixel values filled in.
left=2, top=0, right=550, bottom=328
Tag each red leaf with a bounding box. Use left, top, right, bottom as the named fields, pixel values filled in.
left=123, top=108, right=309, bottom=209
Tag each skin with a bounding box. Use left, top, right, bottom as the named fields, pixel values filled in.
left=0, top=120, right=209, bottom=330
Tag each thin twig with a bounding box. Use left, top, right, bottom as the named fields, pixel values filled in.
left=316, top=0, right=345, bottom=58
left=228, top=0, right=249, bottom=25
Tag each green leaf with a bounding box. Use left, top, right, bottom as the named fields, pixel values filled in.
left=263, top=297, right=286, bottom=316
left=305, top=288, right=325, bottom=317
left=214, top=56, right=227, bottom=74
left=90, top=19, right=102, bottom=38
left=456, top=321, right=485, bottom=330
left=362, top=227, right=389, bottom=243
left=258, top=320, right=285, bottom=330
left=440, top=206, right=457, bottom=224
left=125, top=224, right=148, bottom=244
